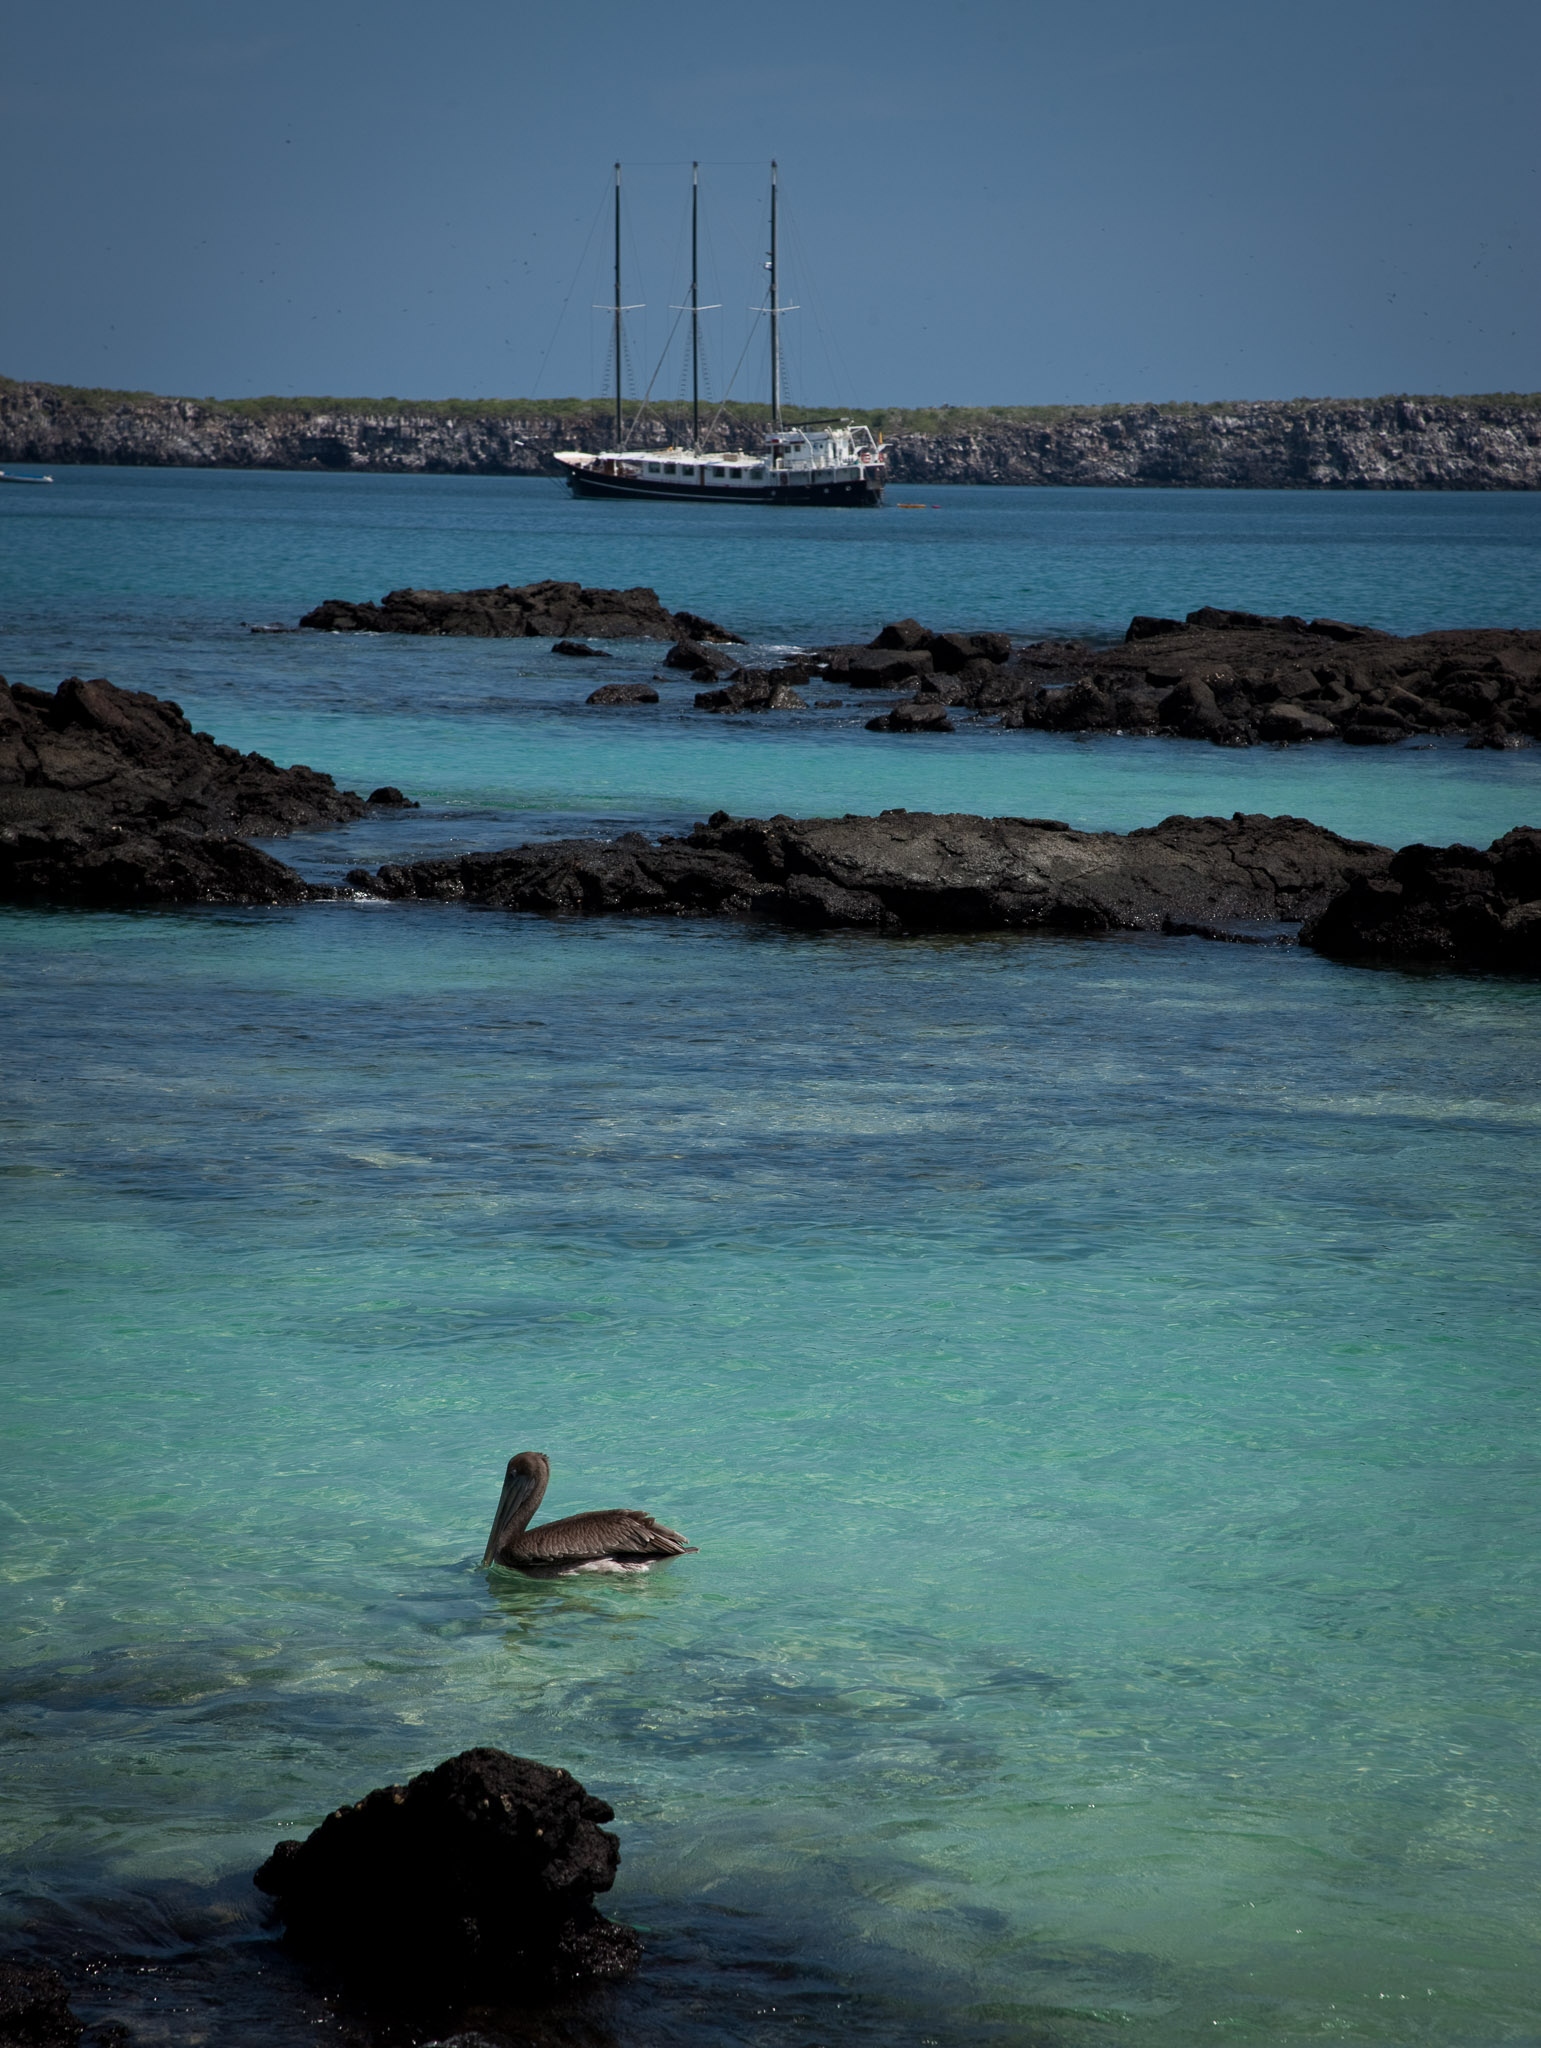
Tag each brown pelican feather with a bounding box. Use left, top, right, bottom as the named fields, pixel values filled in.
left=481, top=1451, right=696, bottom=1575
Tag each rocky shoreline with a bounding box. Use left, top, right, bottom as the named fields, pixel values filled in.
left=803, top=608, right=1541, bottom=749
left=1302, top=829, right=1541, bottom=972
left=0, top=672, right=367, bottom=906
left=3, top=670, right=1537, bottom=973
left=298, top=580, right=741, bottom=642
left=5, top=376, right=1540, bottom=490
left=291, top=587, right=1541, bottom=751
left=348, top=806, right=1537, bottom=969
left=347, top=808, right=1391, bottom=937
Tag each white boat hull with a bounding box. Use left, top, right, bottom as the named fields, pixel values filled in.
left=566, top=466, right=882, bottom=507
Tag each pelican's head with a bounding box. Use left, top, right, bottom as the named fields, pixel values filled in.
left=481, top=1450, right=551, bottom=1566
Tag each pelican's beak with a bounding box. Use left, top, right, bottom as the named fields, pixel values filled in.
left=481, top=1464, right=540, bottom=1568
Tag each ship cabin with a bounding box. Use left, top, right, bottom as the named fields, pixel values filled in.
left=627, top=454, right=770, bottom=486
left=764, top=421, right=885, bottom=485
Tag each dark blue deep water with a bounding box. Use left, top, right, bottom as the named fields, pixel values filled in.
left=3, top=470, right=1540, bottom=2048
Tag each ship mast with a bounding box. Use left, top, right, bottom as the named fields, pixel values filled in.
left=612, top=162, right=623, bottom=448
left=768, top=160, right=781, bottom=433
left=690, top=162, right=701, bottom=451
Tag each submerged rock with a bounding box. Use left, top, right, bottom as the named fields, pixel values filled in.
left=254, top=1748, right=638, bottom=1996
left=299, top=581, right=742, bottom=643
left=865, top=700, right=956, bottom=734
left=551, top=640, right=608, bottom=658
left=586, top=682, right=660, bottom=706
left=367, top=786, right=419, bottom=806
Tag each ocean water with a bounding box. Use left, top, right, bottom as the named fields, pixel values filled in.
left=2, top=470, right=1540, bottom=2048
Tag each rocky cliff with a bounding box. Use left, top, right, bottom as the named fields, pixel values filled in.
left=0, top=380, right=723, bottom=478
left=881, top=397, right=1541, bottom=490
left=4, top=378, right=1539, bottom=489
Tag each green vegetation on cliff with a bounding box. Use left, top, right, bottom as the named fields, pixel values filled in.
left=5, top=373, right=1539, bottom=428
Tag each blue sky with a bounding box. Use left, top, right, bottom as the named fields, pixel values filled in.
left=1, top=0, right=1536, bottom=406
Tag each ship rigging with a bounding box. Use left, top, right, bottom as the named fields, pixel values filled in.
left=554, top=162, right=884, bottom=507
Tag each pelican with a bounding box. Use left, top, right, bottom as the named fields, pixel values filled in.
left=481, top=1451, right=697, bottom=1575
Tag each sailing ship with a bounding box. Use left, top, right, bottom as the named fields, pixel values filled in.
left=554, top=163, right=885, bottom=507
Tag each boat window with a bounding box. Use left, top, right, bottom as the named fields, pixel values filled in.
left=680, top=465, right=693, bottom=476
left=663, top=463, right=675, bottom=474
left=646, top=463, right=660, bottom=474
left=712, top=467, right=725, bottom=478
left=751, top=467, right=765, bottom=479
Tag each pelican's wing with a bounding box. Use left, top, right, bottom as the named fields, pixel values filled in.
left=515, top=1509, right=696, bottom=1564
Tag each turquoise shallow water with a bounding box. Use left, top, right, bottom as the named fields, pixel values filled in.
left=2, top=471, right=1540, bottom=2046
left=4, top=470, right=1540, bottom=868
left=5, top=467, right=1541, bottom=644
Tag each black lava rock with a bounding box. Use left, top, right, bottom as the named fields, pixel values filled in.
left=0, top=1959, right=82, bottom=2048
left=298, top=583, right=742, bottom=644
left=0, top=676, right=363, bottom=838
left=994, top=614, right=1541, bottom=746
left=367, top=786, right=420, bottom=806
left=0, top=674, right=358, bottom=908
left=586, top=683, right=660, bottom=705
left=926, top=629, right=1012, bottom=672
left=820, top=647, right=934, bottom=687
left=865, top=699, right=956, bottom=734
left=551, top=640, right=609, bottom=658
left=0, top=824, right=328, bottom=909
left=1124, top=615, right=1191, bottom=641
left=664, top=639, right=734, bottom=675
left=352, top=808, right=1391, bottom=940
left=1303, top=827, right=1541, bottom=971
left=695, top=673, right=808, bottom=713
left=867, top=617, right=931, bottom=650
left=254, top=1748, right=639, bottom=1996
left=671, top=609, right=745, bottom=645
